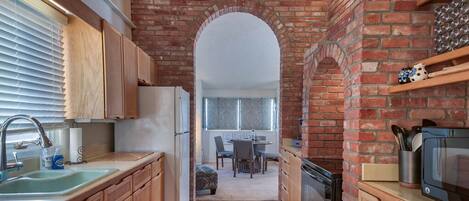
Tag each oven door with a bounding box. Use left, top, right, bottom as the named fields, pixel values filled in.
left=423, top=137, right=469, bottom=201
left=301, top=165, right=332, bottom=201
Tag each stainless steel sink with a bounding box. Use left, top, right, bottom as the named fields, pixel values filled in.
left=0, top=168, right=117, bottom=197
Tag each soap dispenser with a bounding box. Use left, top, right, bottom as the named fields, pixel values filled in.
left=51, top=147, right=64, bottom=170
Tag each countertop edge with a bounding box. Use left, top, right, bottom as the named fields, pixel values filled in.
left=67, top=152, right=164, bottom=201
left=281, top=144, right=302, bottom=158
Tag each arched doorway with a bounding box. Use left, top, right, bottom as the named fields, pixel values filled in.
left=194, top=12, right=281, bottom=200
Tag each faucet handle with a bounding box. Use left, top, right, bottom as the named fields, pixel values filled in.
left=11, top=152, right=23, bottom=171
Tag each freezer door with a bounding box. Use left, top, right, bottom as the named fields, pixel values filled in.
left=175, top=87, right=190, bottom=134
left=175, top=132, right=190, bottom=201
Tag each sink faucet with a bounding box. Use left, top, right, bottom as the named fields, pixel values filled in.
left=0, top=115, right=53, bottom=182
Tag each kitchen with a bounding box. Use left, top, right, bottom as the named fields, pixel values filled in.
left=1, top=0, right=469, bottom=201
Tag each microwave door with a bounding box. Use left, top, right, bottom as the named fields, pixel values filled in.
left=423, top=137, right=469, bottom=200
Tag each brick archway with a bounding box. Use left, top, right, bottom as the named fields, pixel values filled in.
left=303, top=41, right=352, bottom=199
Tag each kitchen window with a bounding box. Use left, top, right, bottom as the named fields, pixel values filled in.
left=203, top=97, right=277, bottom=131
left=0, top=0, right=66, bottom=142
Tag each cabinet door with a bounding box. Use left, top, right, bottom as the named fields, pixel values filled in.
left=64, top=16, right=105, bottom=119
left=133, top=181, right=151, bottom=201
left=137, top=47, right=151, bottom=85
left=289, top=153, right=302, bottom=201
left=86, top=191, right=104, bottom=201
left=102, top=21, right=124, bottom=119
left=359, top=190, right=380, bottom=201
left=151, top=171, right=164, bottom=201
left=103, top=175, right=132, bottom=201
left=122, top=36, right=138, bottom=119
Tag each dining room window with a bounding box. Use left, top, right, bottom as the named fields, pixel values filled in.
left=203, top=97, right=277, bottom=131
left=0, top=0, right=66, bottom=142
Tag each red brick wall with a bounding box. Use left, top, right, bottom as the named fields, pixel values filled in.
left=303, top=1, right=457, bottom=200
left=131, top=0, right=329, bottom=200
left=303, top=57, right=344, bottom=159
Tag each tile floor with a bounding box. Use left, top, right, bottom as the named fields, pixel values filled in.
left=196, top=161, right=279, bottom=201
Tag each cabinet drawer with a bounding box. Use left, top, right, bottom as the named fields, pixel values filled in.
left=133, top=164, right=152, bottom=192
left=124, top=196, right=132, bottom=201
left=151, top=171, right=164, bottom=201
left=151, top=156, right=164, bottom=177
left=86, top=191, right=104, bottom=201
left=133, top=181, right=151, bottom=201
left=359, top=190, right=380, bottom=201
left=280, top=184, right=289, bottom=201
left=280, top=169, right=289, bottom=191
left=103, top=175, right=132, bottom=201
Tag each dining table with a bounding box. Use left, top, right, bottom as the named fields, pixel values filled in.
left=227, top=139, right=273, bottom=173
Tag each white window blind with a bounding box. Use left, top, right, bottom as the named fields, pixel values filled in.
left=0, top=0, right=65, bottom=133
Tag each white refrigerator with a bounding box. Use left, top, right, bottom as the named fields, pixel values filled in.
left=115, top=86, right=190, bottom=201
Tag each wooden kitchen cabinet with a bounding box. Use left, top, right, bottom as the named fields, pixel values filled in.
left=132, top=164, right=152, bottom=192
left=103, top=175, right=133, bottom=201
left=137, top=47, right=151, bottom=85
left=279, top=146, right=302, bottom=201
left=64, top=16, right=105, bottom=119
left=65, top=19, right=140, bottom=120
left=102, top=20, right=125, bottom=119
left=122, top=36, right=139, bottom=119
left=151, top=171, right=164, bottom=201
left=133, top=181, right=151, bottom=201
left=86, top=191, right=104, bottom=201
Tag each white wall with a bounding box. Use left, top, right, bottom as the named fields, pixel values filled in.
left=82, top=0, right=132, bottom=37
left=202, top=130, right=279, bottom=163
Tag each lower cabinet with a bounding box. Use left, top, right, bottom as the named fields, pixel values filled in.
left=151, top=171, right=164, bottom=201
left=279, top=147, right=302, bottom=201
left=86, top=154, right=165, bottom=201
left=133, top=181, right=152, bottom=201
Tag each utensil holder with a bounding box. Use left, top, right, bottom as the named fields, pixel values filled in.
left=399, top=150, right=421, bottom=188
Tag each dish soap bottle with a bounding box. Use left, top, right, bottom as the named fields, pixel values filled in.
left=52, top=147, right=64, bottom=170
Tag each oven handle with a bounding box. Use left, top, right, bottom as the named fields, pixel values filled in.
left=301, top=165, right=331, bottom=185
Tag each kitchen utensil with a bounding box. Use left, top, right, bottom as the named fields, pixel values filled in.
left=392, top=125, right=408, bottom=151
left=422, top=119, right=437, bottom=127
left=412, top=133, right=423, bottom=152
left=406, top=126, right=422, bottom=150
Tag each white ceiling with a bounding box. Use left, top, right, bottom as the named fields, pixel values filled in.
left=195, top=12, right=280, bottom=90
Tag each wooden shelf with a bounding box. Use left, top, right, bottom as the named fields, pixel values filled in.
left=390, top=70, right=469, bottom=93
left=416, top=0, right=450, bottom=7
left=416, top=46, right=469, bottom=66
left=390, top=46, right=469, bottom=93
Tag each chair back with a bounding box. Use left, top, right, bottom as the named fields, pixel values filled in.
left=255, top=135, right=267, bottom=153
left=214, top=136, right=225, bottom=153
left=233, top=140, right=254, bottom=160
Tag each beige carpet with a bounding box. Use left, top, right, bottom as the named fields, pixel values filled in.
left=196, top=161, right=279, bottom=201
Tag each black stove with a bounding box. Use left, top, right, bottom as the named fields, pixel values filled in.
left=301, top=158, right=343, bottom=201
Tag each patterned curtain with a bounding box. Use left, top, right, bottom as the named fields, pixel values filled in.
left=204, top=98, right=238, bottom=130
left=240, top=98, right=274, bottom=130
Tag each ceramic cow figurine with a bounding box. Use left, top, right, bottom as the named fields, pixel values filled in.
left=409, top=63, right=428, bottom=82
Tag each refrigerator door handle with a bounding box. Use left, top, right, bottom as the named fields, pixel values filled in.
left=175, top=131, right=190, bottom=136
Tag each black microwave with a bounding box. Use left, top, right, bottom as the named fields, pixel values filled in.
left=422, top=127, right=469, bottom=201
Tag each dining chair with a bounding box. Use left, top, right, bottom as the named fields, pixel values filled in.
left=233, top=140, right=255, bottom=178
left=214, top=136, right=233, bottom=170
left=255, top=136, right=277, bottom=173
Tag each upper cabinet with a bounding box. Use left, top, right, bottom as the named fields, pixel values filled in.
left=64, top=19, right=142, bottom=120
left=64, top=16, right=105, bottom=119
left=103, top=21, right=125, bottom=119
left=137, top=48, right=151, bottom=85
left=122, top=37, right=139, bottom=118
